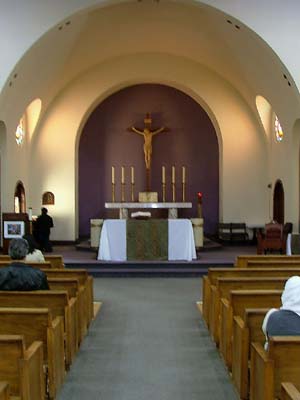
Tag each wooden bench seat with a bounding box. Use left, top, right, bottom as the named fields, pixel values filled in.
left=219, top=289, right=282, bottom=369
left=0, top=291, right=77, bottom=368
left=281, top=382, right=300, bottom=400
left=209, top=277, right=287, bottom=344
left=0, top=335, right=45, bottom=400
left=48, top=277, right=86, bottom=344
left=232, top=308, right=268, bottom=399
left=42, top=269, right=94, bottom=328
left=0, top=308, right=65, bottom=399
left=0, top=255, right=64, bottom=269
left=235, top=255, right=300, bottom=268
left=250, top=337, right=300, bottom=400
left=239, top=259, right=300, bottom=268
left=202, top=267, right=300, bottom=327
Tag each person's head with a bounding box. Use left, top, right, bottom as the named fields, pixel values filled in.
left=41, top=207, right=48, bottom=215
left=23, top=234, right=38, bottom=254
left=281, top=276, right=300, bottom=309
left=8, top=238, right=29, bottom=260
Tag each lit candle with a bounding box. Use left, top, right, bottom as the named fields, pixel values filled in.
left=162, top=166, right=166, bottom=184
left=112, top=166, right=115, bottom=184
left=182, top=166, right=186, bottom=184
left=172, top=166, right=175, bottom=184
left=121, top=166, right=125, bottom=184
left=131, top=166, right=134, bottom=184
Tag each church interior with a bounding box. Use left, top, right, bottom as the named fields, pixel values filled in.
left=1, top=1, right=300, bottom=399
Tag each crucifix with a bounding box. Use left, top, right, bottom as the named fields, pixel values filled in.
left=129, top=113, right=168, bottom=191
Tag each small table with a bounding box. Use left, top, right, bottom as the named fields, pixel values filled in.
left=105, top=202, right=192, bottom=219
left=98, top=219, right=196, bottom=261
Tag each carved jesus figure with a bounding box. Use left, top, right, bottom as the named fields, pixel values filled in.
left=130, top=113, right=167, bottom=170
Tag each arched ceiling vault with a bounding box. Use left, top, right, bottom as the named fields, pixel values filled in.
left=1, top=0, right=300, bottom=125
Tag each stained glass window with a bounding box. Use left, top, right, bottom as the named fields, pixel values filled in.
left=275, top=115, right=284, bottom=142
left=15, top=118, right=25, bottom=145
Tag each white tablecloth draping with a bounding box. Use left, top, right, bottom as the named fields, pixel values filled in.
left=98, top=219, right=196, bottom=261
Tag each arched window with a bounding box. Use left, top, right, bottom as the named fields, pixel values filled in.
left=14, top=181, right=26, bottom=213
left=15, top=118, right=25, bottom=145
left=275, top=115, right=284, bottom=142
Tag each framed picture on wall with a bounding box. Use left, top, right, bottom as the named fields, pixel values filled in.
left=3, top=221, right=25, bottom=238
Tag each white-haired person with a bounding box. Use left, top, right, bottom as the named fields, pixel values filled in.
left=262, top=276, right=300, bottom=349
left=0, top=238, right=49, bottom=290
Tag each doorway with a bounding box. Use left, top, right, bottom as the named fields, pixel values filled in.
left=273, top=180, right=284, bottom=224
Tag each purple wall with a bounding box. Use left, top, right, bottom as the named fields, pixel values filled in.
left=79, top=84, right=219, bottom=237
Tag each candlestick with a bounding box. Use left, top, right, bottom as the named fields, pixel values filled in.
left=182, top=166, right=186, bottom=184
left=162, top=183, right=166, bottom=202
left=182, top=183, right=186, bottom=202
left=131, top=166, right=134, bottom=184
left=131, top=183, right=135, bottom=202
left=121, top=183, right=125, bottom=202
left=172, top=166, right=175, bottom=184
left=121, top=166, right=125, bottom=184
left=172, top=183, right=176, bottom=202
left=28, top=207, right=33, bottom=221
left=112, top=166, right=115, bottom=184
left=162, top=166, right=166, bottom=184
left=112, top=183, right=115, bottom=202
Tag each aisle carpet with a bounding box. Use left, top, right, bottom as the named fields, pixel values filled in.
left=58, top=278, right=238, bottom=400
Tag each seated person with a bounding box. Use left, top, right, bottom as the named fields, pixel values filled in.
left=262, top=276, right=300, bottom=349
left=0, top=238, right=49, bottom=290
left=23, top=233, right=45, bottom=263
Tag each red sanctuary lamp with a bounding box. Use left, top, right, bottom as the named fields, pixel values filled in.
left=197, top=192, right=203, bottom=218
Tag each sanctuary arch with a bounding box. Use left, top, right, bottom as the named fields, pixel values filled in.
left=78, top=83, right=220, bottom=238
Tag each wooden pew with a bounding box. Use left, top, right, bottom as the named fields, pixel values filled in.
left=42, top=269, right=94, bottom=328
left=236, top=255, right=300, bottom=268
left=0, top=335, right=45, bottom=400
left=0, top=291, right=77, bottom=368
left=0, top=261, right=52, bottom=269
left=0, top=308, right=65, bottom=399
left=209, top=277, right=287, bottom=344
left=250, top=337, right=300, bottom=400
left=0, top=255, right=64, bottom=269
left=202, top=267, right=300, bottom=327
left=48, top=277, right=86, bottom=344
left=232, top=308, right=267, bottom=399
left=244, top=260, right=300, bottom=268
left=219, top=289, right=282, bottom=369
left=282, top=382, right=300, bottom=400
left=0, top=382, right=10, bottom=400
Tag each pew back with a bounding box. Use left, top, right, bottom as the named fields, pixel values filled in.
left=236, top=255, right=300, bottom=268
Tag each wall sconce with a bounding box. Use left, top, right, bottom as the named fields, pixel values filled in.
left=267, top=183, right=272, bottom=189
left=42, top=191, right=55, bottom=205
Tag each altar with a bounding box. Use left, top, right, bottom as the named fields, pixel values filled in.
left=98, top=219, right=196, bottom=261
left=105, top=202, right=192, bottom=219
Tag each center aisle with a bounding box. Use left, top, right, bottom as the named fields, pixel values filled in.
left=58, top=278, right=238, bottom=400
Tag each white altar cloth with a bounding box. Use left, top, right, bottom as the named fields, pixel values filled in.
left=98, top=219, right=196, bottom=261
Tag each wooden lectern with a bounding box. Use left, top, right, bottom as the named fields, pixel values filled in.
left=2, top=213, right=30, bottom=254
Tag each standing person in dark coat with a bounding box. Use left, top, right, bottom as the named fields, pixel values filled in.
left=0, top=238, right=49, bottom=290
left=36, top=207, right=54, bottom=252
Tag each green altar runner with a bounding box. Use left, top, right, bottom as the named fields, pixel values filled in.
left=126, top=219, right=168, bottom=261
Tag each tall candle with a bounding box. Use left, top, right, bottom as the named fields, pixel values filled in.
left=131, top=166, right=134, bottom=184
left=182, top=166, right=186, bottom=184
left=172, top=166, right=175, bottom=184
left=121, top=166, right=125, bottom=184
left=28, top=207, right=33, bottom=221
left=112, top=166, right=115, bottom=184
left=162, top=166, right=166, bottom=184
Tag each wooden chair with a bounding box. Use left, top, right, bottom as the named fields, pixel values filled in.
left=0, top=335, right=45, bottom=400
left=230, top=223, right=249, bottom=243
left=250, top=337, right=300, bottom=400
left=0, top=308, right=65, bottom=399
left=281, top=382, right=300, bottom=400
left=257, top=221, right=284, bottom=254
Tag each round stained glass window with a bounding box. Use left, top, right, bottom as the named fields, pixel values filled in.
left=15, top=118, right=25, bottom=145
left=275, top=115, right=284, bottom=142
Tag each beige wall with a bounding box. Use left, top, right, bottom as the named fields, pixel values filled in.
left=26, top=53, right=268, bottom=239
